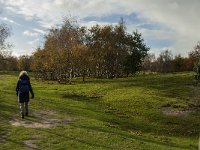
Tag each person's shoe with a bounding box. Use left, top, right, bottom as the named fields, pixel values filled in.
left=21, top=114, right=24, bottom=119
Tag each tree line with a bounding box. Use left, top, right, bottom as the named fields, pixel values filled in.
left=142, top=47, right=199, bottom=73
left=1, top=19, right=200, bottom=82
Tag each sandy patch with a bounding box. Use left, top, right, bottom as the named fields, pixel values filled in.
left=9, top=111, right=71, bottom=128
left=23, top=140, right=38, bottom=149
left=161, top=107, right=194, bottom=117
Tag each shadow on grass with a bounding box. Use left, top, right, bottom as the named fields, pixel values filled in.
left=62, top=93, right=102, bottom=102
left=52, top=90, right=200, bottom=138
left=0, top=102, right=21, bottom=146
left=0, top=102, right=18, bottom=121
left=53, top=93, right=199, bottom=140
left=71, top=124, right=197, bottom=150
left=35, top=128, right=112, bottom=149
left=2, top=138, right=40, bottom=150
left=33, top=123, right=197, bottom=149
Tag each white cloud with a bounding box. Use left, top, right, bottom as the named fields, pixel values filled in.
left=3, top=0, right=25, bottom=6
left=1, top=0, right=133, bottom=28
left=28, top=38, right=39, bottom=45
left=1, top=0, right=200, bottom=56
left=11, top=51, right=21, bottom=57
left=11, top=49, right=33, bottom=56
left=0, top=17, right=20, bottom=25
left=33, top=28, right=46, bottom=34
left=80, top=20, right=117, bottom=29
left=126, top=0, right=200, bottom=53
left=23, top=30, right=39, bottom=37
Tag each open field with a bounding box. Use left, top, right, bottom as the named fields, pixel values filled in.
left=0, top=71, right=199, bottom=149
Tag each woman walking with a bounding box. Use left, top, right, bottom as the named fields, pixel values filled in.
left=16, top=71, right=34, bottom=119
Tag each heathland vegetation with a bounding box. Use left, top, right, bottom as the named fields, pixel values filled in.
left=1, top=18, right=200, bottom=149
left=0, top=71, right=200, bottom=149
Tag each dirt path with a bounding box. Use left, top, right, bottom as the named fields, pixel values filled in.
left=9, top=111, right=71, bottom=128
left=8, top=111, right=71, bottom=149
left=161, top=106, right=194, bottom=117
left=23, top=140, right=38, bottom=149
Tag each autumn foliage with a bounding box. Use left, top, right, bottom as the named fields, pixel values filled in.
left=31, top=19, right=149, bottom=81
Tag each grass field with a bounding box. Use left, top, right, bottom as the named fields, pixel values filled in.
left=0, top=71, right=200, bottom=149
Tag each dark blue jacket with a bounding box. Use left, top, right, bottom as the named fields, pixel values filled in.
left=16, top=75, right=34, bottom=103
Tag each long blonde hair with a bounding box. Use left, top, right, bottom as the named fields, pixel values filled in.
left=19, top=71, right=28, bottom=78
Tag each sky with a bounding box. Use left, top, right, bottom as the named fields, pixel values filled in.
left=0, top=0, right=200, bottom=57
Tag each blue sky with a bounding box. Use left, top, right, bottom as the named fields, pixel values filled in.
left=0, top=0, right=200, bottom=57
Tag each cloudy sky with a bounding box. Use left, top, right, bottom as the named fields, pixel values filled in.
left=0, top=0, right=199, bottom=57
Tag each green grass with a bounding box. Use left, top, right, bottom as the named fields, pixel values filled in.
left=0, top=71, right=199, bottom=149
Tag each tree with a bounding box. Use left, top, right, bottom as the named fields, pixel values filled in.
left=5, top=55, right=18, bottom=71
left=31, top=18, right=85, bottom=82
left=0, top=24, right=11, bottom=50
left=124, top=31, right=150, bottom=76
left=172, top=54, right=185, bottom=72
left=87, top=22, right=125, bottom=78
left=143, top=53, right=156, bottom=72
left=31, top=47, right=50, bottom=80
left=31, top=18, right=150, bottom=80
left=73, top=45, right=91, bottom=81
left=0, top=50, right=18, bottom=71
left=187, top=41, right=200, bottom=71
left=0, top=23, right=15, bottom=71
left=156, top=50, right=173, bottom=73
left=18, top=55, right=31, bottom=71
left=87, top=21, right=149, bottom=78
left=194, top=58, right=200, bottom=81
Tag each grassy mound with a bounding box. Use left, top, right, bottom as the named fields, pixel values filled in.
left=0, top=71, right=199, bottom=149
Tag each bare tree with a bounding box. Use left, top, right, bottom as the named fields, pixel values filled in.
left=0, top=23, right=11, bottom=50
left=143, top=53, right=156, bottom=72
left=156, top=50, right=173, bottom=73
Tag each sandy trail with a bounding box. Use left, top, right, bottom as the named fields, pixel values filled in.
left=9, top=111, right=71, bottom=128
